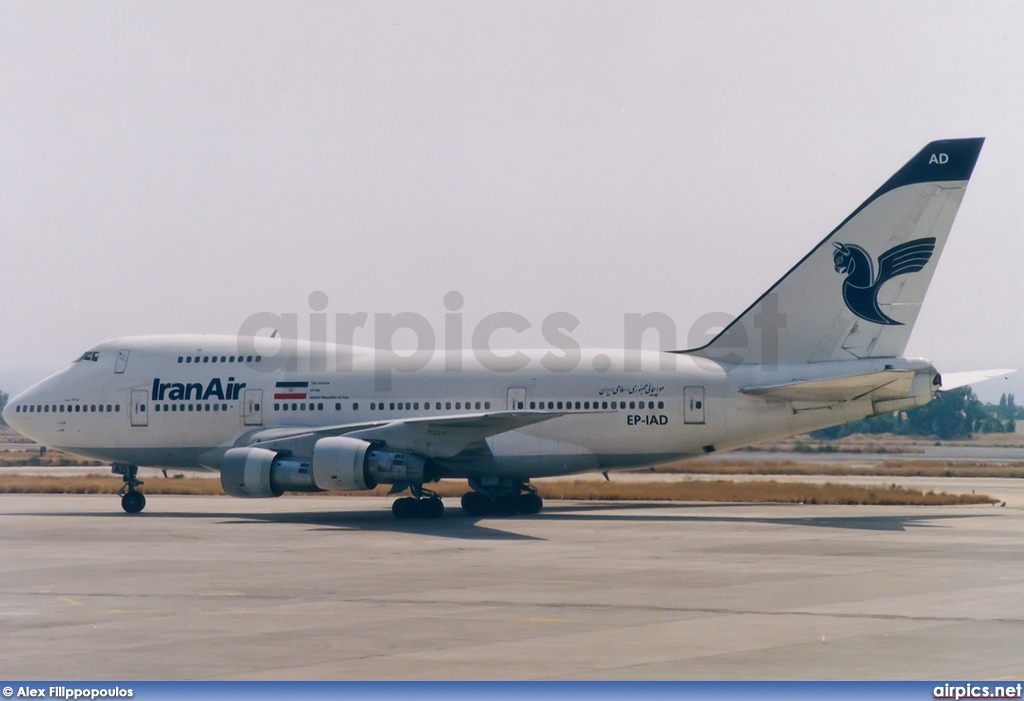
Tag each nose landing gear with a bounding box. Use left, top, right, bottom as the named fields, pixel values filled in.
left=112, top=464, right=146, bottom=514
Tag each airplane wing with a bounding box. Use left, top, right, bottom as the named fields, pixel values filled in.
left=939, top=368, right=1017, bottom=391
left=239, top=410, right=570, bottom=459
left=740, top=370, right=915, bottom=403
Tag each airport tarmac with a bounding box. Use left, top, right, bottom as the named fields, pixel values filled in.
left=2, top=494, right=1024, bottom=680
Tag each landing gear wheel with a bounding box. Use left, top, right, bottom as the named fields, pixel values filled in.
left=461, top=491, right=494, bottom=517
left=418, top=497, right=444, bottom=519
left=392, top=497, right=417, bottom=519
left=493, top=495, right=520, bottom=517
left=121, top=490, right=146, bottom=514
left=518, top=492, right=543, bottom=515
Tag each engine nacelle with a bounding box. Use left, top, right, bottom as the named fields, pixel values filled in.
left=312, top=436, right=426, bottom=491
left=220, top=446, right=319, bottom=498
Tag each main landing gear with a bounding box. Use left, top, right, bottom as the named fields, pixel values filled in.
left=461, top=482, right=543, bottom=518
left=392, top=485, right=444, bottom=519
left=112, top=464, right=146, bottom=514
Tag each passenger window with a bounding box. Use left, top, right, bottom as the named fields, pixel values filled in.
left=436, top=402, right=442, bottom=410
left=220, top=356, right=226, bottom=362
left=292, top=403, right=298, bottom=411
left=413, top=402, right=419, bottom=410
left=353, top=403, right=358, bottom=410
left=178, top=357, right=183, bottom=363
left=530, top=401, right=536, bottom=409
left=221, top=404, right=227, bottom=411
left=300, top=403, right=306, bottom=410
left=246, top=356, right=253, bottom=362
left=155, top=405, right=160, bottom=412
left=639, top=401, right=645, bottom=409
left=658, top=401, right=664, bottom=409
left=255, top=356, right=261, bottom=362
left=475, top=402, right=481, bottom=410
left=213, top=404, right=219, bottom=412
left=186, top=357, right=192, bottom=363
left=455, top=402, right=461, bottom=410
left=229, top=356, right=235, bottom=362
left=557, top=401, right=563, bottom=409
left=485, top=402, right=490, bottom=409
left=445, top=402, right=451, bottom=410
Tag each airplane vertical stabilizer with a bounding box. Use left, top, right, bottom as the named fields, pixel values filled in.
left=682, top=138, right=984, bottom=366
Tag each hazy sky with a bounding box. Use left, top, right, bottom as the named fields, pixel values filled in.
left=2, top=1, right=1022, bottom=401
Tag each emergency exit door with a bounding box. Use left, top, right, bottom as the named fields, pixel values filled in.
left=683, top=386, right=705, bottom=424
left=507, top=387, right=526, bottom=411
left=243, top=389, right=263, bottom=426
left=130, top=390, right=148, bottom=427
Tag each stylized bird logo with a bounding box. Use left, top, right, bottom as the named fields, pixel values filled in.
left=832, top=237, right=936, bottom=325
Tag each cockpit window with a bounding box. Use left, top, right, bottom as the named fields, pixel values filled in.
left=76, top=351, right=100, bottom=363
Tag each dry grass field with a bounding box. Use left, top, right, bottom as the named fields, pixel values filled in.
left=656, top=459, right=1024, bottom=479
left=0, top=474, right=996, bottom=506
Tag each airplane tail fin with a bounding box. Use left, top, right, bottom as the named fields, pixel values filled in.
left=683, top=138, right=984, bottom=366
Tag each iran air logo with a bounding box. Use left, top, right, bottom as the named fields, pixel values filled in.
left=831, top=237, right=936, bottom=325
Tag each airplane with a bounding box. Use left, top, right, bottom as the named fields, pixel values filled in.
left=3, top=137, right=1012, bottom=517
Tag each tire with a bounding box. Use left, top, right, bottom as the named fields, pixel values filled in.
left=419, top=497, right=444, bottom=519
left=493, top=496, right=520, bottom=517
left=518, top=492, right=543, bottom=515
left=392, top=497, right=416, bottom=519
left=461, top=491, right=494, bottom=517
left=121, top=491, right=146, bottom=514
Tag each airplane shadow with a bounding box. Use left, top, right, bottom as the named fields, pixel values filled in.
left=2, top=498, right=995, bottom=538
left=537, top=501, right=992, bottom=531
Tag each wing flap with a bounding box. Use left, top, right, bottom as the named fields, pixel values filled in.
left=241, top=410, right=569, bottom=459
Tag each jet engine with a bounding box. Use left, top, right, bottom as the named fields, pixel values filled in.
left=220, top=437, right=427, bottom=498
left=220, top=446, right=320, bottom=498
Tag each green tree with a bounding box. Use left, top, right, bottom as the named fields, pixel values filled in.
left=0, top=390, right=7, bottom=426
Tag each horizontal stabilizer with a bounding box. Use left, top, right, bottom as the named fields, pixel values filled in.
left=741, top=370, right=915, bottom=403
left=940, top=369, right=1017, bottom=391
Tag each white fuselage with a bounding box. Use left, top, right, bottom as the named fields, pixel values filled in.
left=2, top=335, right=936, bottom=482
